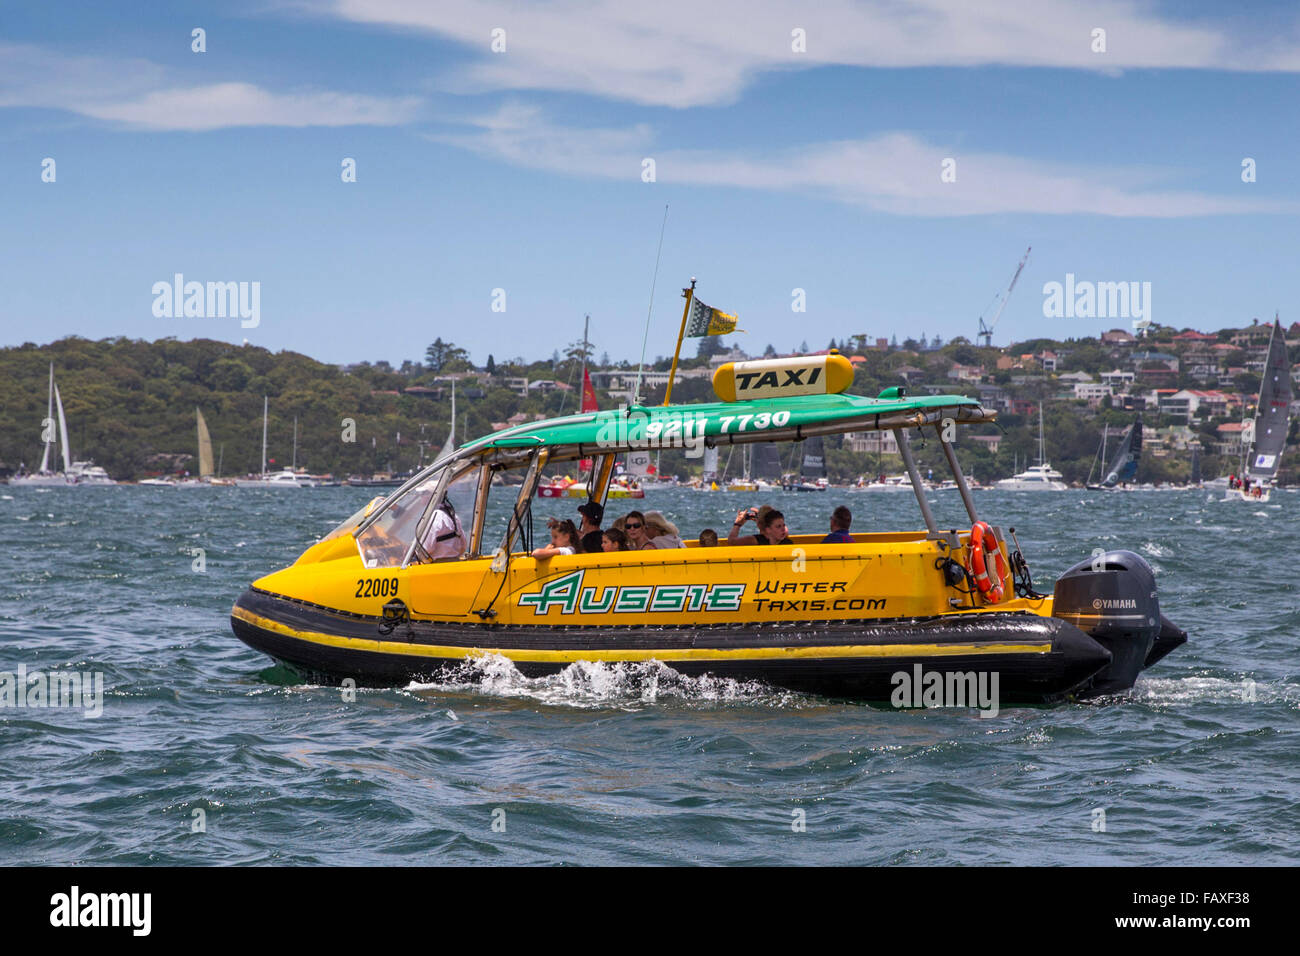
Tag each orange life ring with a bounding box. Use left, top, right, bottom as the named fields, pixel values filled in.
left=967, top=521, right=1007, bottom=603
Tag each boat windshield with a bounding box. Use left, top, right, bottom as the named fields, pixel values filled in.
left=321, top=495, right=387, bottom=544
left=356, top=477, right=441, bottom=568
left=353, top=456, right=482, bottom=568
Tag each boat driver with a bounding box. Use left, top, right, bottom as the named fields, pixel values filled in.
left=419, top=496, right=467, bottom=561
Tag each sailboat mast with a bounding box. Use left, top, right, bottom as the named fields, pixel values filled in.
left=580, top=314, right=589, bottom=397
left=1038, top=403, right=1046, bottom=466
left=292, top=416, right=298, bottom=471
left=261, top=396, right=268, bottom=475
left=40, top=363, right=54, bottom=473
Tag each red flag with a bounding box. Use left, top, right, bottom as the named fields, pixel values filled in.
left=579, top=369, right=599, bottom=474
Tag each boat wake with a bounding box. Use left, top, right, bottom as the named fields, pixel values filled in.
left=1128, top=675, right=1300, bottom=707
left=406, top=654, right=811, bottom=710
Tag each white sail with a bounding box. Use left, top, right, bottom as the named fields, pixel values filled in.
left=197, top=408, right=214, bottom=477
left=702, top=445, right=719, bottom=479
left=55, top=383, right=72, bottom=473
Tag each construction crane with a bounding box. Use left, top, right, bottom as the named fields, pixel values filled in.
left=977, top=246, right=1031, bottom=348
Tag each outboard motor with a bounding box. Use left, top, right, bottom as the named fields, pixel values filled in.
left=1052, top=550, right=1177, bottom=696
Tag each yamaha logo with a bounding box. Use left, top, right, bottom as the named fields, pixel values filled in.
left=1092, top=598, right=1137, bottom=610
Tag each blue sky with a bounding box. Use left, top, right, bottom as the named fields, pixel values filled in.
left=2, top=0, right=1299, bottom=366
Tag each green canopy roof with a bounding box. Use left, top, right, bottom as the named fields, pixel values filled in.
left=459, top=390, right=992, bottom=461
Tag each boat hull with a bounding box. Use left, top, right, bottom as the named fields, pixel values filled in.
left=231, top=586, right=1113, bottom=704
left=1226, top=487, right=1270, bottom=502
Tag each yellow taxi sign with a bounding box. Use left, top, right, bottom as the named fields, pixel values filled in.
left=712, top=351, right=855, bottom=403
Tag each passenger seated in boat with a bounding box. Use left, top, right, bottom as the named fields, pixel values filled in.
left=577, top=501, right=604, bottom=552
left=641, top=511, right=687, bottom=549
left=533, top=519, right=582, bottom=558
left=727, top=507, right=792, bottom=546
left=419, top=496, right=467, bottom=561
left=601, top=528, right=630, bottom=551
left=698, top=528, right=718, bottom=547
left=821, top=505, right=853, bottom=543
left=620, top=511, right=650, bottom=549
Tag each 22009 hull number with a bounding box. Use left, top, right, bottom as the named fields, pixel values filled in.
left=356, top=578, right=398, bottom=598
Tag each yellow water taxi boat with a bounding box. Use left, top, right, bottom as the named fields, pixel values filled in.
left=231, top=352, right=1186, bottom=704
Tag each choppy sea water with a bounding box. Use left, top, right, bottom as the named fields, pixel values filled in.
left=1, top=484, right=1297, bottom=866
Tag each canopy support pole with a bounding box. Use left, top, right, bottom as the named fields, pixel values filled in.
left=894, top=427, right=938, bottom=534
left=936, top=424, right=979, bottom=525
left=468, top=462, right=493, bottom=557
left=591, top=453, right=616, bottom=507
left=504, top=449, right=547, bottom=556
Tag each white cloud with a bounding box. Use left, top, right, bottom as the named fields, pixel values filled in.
left=323, top=0, right=1300, bottom=107
left=0, top=43, right=421, bottom=130
left=77, top=83, right=420, bottom=131
left=438, top=105, right=1292, bottom=217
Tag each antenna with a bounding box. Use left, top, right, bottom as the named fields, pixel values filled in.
left=633, top=204, right=669, bottom=406
left=978, top=246, right=1031, bottom=347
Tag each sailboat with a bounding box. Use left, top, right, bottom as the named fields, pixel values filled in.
left=1086, top=419, right=1143, bottom=490
left=691, top=444, right=720, bottom=490
left=178, top=408, right=231, bottom=486
left=11, top=363, right=71, bottom=485
left=1228, top=316, right=1291, bottom=502
left=1084, top=423, right=1109, bottom=489
left=726, top=445, right=759, bottom=492
left=12, top=364, right=115, bottom=486
left=995, top=403, right=1067, bottom=490
left=236, top=397, right=316, bottom=487
left=784, top=436, right=828, bottom=491
left=1101, top=419, right=1143, bottom=488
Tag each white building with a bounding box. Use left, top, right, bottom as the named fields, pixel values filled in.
left=1073, top=382, right=1114, bottom=406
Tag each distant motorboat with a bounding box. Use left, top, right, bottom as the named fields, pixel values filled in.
left=852, top=474, right=917, bottom=493
left=995, top=404, right=1067, bottom=491
left=236, top=469, right=318, bottom=488
left=995, top=463, right=1068, bottom=491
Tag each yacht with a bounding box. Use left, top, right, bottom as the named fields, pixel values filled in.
left=235, top=398, right=317, bottom=487
left=11, top=365, right=116, bottom=486
left=995, top=404, right=1068, bottom=491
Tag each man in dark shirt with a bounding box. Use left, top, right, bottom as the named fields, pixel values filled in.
left=577, top=501, right=604, bottom=553
left=821, top=505, right=853, bottom=543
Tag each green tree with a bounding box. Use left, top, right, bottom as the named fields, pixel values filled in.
left=424, top=338, right=469, bottom=373
left=696, top=335, right=726, bottom=360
